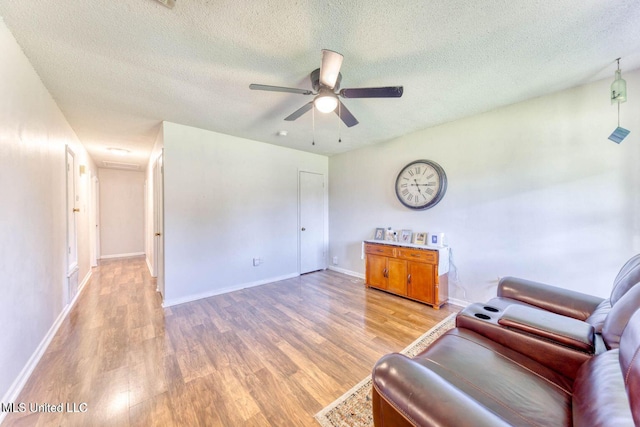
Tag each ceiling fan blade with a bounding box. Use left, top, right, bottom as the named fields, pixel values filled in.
left=250, top=84, right=313, bottom=95
left=320, top=49, right=344, bottom=89
left=335, top=101, right=359, bottom=127
left=284, top=102, right=314, bottom=121
left=339, top=86, right=403, bottom=98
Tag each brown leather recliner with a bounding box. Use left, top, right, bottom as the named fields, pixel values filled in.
left=371, top=255, right=640, bottom=426
left=372, top=307, right=640, bottom=426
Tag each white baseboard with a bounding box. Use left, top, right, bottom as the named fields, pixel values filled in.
left=446, top=297, right=471, bottom=308
left=100, top=252, right=145, bottom=260
left=327, top=266, right=365, bottom=279
left=163, top=272, right=300, bottom=308
left=145, top=256, right=155, bottom=277
left=0, top=270, right=92, bottom=424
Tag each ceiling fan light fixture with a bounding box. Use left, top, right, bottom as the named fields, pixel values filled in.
left=314, top=90, right=338, bottom=113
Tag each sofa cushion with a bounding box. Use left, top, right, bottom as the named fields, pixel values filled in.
left=412, top=328, right=573, bottom=426
left=619, top=309, right=640, bottom=426
left=603, top=284, right=640, bottom=349
left=572, top=349, right=634, bottom=427
left=610, top=253, right=640, bottom=306
left=585, top=299, right=612, bottom=332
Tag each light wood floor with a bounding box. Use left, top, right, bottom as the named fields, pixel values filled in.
left=4, top=257, right=459, bottom=427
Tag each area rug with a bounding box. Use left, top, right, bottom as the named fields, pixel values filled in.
left=315, top=313, right=457, bottom=427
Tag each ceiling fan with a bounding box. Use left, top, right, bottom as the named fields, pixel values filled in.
left=249, top=50, right=403, bottom=127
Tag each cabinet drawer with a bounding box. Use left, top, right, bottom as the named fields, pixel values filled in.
left=397, top=248, right=437, bottom=264
left=365, top=244, right=396, bottom=257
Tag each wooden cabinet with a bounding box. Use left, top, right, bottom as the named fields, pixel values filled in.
left=364, top=242, right=448, bottom=309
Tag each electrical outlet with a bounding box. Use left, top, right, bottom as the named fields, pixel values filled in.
left=253, top=257, right=261, bottom=266
left=332, top=256, right=338, bottom=265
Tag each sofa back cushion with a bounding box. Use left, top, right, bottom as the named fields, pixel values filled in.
left=610, top=254, right=640, bottom=306
left=571, top=349, right=634, bottom=426
left=603, top=284, right=640, bottom=349
left=585, top=299, right=612, bottom=333
left=619, top=309, right=640, bottom=426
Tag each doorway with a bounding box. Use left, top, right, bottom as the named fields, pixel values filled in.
left=90, top=176, right=100, bottom=267
left=299, top=171, right=326, bottom=274
left=65, top=146, right=79, bottom=303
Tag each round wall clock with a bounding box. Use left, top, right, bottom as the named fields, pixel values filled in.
left=395, top=160, right=447, bottom=210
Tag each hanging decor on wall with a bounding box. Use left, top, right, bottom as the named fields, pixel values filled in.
left=608, top=58, right=630, bottom=144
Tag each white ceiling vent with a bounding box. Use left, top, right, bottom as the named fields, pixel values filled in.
left=102, top=161, right=140, bottom=170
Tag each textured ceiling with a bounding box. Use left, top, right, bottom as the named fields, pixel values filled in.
left=2, top=0, right=640, bottom=168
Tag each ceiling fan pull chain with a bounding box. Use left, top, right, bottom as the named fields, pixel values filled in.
left=312, top=104, right=316, bottom=145
left=338, top=102, right=342, bottom=143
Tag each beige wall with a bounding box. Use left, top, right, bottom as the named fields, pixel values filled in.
left=98, top=168, right=145, bottom=258
left=329, top=69, right=640, bottom=303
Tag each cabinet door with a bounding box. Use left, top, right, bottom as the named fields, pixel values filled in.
left=387, top=258, right=408, bottom=295
left=407, top=262, right=435, bottom=304
left=367, top=254, right=388, bottom=289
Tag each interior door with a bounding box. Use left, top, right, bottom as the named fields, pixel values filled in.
left=65, top=146, right=79, bottom=302
left=153, top=152, right=165, bottom=299
left=299, top=171, right=325, bottom=274
left=90, top=176, right=99, bottom=267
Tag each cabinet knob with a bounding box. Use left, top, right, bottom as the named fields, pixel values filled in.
left=301, top=227, right=306, bottom=231
left=407, top=274, right=411, bottom=284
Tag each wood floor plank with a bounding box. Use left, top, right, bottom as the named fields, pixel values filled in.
left=3, top=257, right=459, bottom=426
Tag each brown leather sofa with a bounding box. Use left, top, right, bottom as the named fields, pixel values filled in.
left=371, top=255, right=640, bottom=426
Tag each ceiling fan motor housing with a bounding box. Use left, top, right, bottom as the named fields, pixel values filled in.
left=311, top=68, right=342, bottom=91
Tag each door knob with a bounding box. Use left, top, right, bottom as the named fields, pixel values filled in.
left=72, top=208, right=80, bottom=212
left=301, top=227, right=306, bottom=231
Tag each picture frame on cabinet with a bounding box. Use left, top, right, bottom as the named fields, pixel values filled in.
left=400, top=229, right=412, bottom=243
left=385, top=228, right=397, bottom=241
left=412, top=232, right=427, bottom=245
left=374, top=228, right=385, bottom=240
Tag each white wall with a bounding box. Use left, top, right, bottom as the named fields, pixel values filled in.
left=329, top=69, right=640, bottom=303
left=163, top=122, right=328, bottom=306
left=98, top=168, right=145, bottom=258
left=0, top=17, right=95, bottom=409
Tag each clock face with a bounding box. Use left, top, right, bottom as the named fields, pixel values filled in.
left=395, top=160, right=447, bottom=210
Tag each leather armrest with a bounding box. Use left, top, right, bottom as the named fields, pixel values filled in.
left=498, top=276, right=604, bottom=320
left=498, top=305, right=595, bottom=353
left=372, top=353, right=512, bottom=427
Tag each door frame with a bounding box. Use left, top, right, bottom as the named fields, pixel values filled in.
left=153, top=150, right=165, bottom=300
left=297, top=170, right=328, bottom=274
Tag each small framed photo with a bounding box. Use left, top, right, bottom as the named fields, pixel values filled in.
left=385, top=229, right=397, bottom=241
left=400, top=229, right=412, bottom=243
left=374, top=228, right=385, bottom=240
left=412, top=232, right=427, bottom=245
